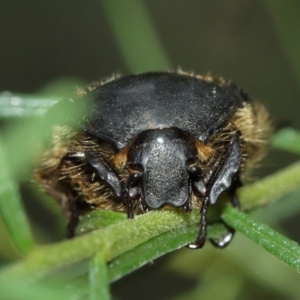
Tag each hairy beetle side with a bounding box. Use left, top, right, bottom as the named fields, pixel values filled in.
left=35, top=71, right=271, bottom=248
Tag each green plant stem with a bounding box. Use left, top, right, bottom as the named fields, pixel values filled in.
left=0, top=210, right=198, bottom=283
left=0, top=161, right=299, bottom=282
left=90, top=253, right=111, bottom=300
left=100, top=0, right=171, bottom=73
left=108, top=225, right=199, bottom=282
left=222, top=206, right=300, bottom=272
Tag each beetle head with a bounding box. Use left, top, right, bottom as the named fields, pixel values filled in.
left=126, top=128, right=206, bottom=210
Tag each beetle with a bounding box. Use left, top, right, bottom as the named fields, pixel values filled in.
left=35, top=71, right=271, bottom=249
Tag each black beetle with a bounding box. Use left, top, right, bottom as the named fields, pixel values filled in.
left=36, top=71, right=271, bottom=249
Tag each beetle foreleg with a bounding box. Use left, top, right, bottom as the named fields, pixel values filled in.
left=66, top=205, right=80, bottom=238
left=188, top=133, right=242, bottom=249
left=187, top=195, right=209, bottom=249
left=209, top=175, right=242, bottom=248
left=84, top=151, right=122, bottom=197
left=228, top=175, right=242, bottom=209
left=66, top=196, right=91, bottom=238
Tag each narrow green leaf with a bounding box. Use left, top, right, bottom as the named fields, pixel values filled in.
left=222, top=206, right=300, bottom=273
left=77, top=210, right=126, bottom=236
left=0, top=135, right=34, bottom=255
left=90, top=253, right=111, bottom=300
left=271, top=128, right=300, bottom=155
left=0, top=210, right=199, bottom=283
left=0, top=92, right=57, bottom=118
left=100, top=0, right=171, bottom=73
left=107, top=223, right=226, bottom=282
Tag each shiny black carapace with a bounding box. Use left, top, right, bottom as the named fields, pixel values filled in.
left=36, top=71, right=271, bottom=249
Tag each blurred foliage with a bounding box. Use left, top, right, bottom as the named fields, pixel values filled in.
left=0, top=1, right=300, bottom=300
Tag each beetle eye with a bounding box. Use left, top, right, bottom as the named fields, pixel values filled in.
left=187, top=165, right=202, bottom=180
left=186, top=157, right=202, bottom=177
left=129, top=172, right=142, bottom=185
left=127, top=163, right=144, bottom=185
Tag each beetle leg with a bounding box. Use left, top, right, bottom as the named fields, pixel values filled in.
left=123, top=189, right=134, bottom=219
left=66, top=202, right=80, bottom=238
left=187, top=195, right=209, bottom=249
left=84, top=151, right=122, bottom=197
left=207, top=133, right=241, bottom=205
left=66, top=195, right=91, bottom=238
left=228, top=175, right=242, bottom=209
left=188, top=133, right=241, bottom=249
left=59, top=153, right=93, bottom=238
left=84, top=152, right=137, bottom=219
left=209, top=175, right=242, bottom=248
left=183, top=179, right=193, bottom=213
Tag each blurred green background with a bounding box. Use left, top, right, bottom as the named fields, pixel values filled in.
left=1, top=1, right=300, bottom=299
